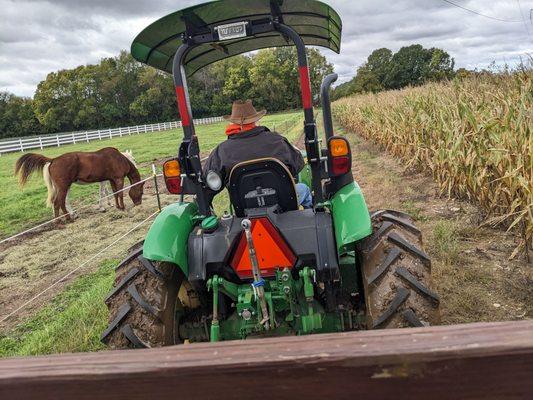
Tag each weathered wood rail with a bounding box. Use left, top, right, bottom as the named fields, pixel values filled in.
left=0, top=320, right=532, bottom=399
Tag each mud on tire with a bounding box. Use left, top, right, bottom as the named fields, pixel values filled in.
left=101, top=242, right=183, bottom=348
left=359, top=210, right=440, bottom=329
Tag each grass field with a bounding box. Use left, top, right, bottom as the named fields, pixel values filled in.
left=0, top=111, right=302, bottom=239
left=0, top=262, right=115, bottom=356
left=0, top=110, right=304, bottom=357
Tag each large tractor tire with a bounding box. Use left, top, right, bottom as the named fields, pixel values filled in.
left=101, top=243, right=192, bottom=348
left=359, top=210, right=440, bottom=329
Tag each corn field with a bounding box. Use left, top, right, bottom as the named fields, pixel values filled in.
left=333, top=70, right=532, bottom=257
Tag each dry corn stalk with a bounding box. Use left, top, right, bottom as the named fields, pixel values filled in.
left=333, top=71, right=532, bottom=258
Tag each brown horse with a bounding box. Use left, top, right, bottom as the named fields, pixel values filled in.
left=15, top=147, right=144, bottom=221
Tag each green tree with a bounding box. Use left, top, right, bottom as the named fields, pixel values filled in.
left=9, top=47, right=336, bottom=137
left=0, top=92, right=43, bottom=138
left=385, top=44, right=431, bottom=89
left=34, top=69, right=79, bottom=132
left=353, top=48, right=393, bottom=93
left=130, top=68, right=175, bottom=122
left=249, top=48, right=294, bottom=111
left=249, top=47, right=333, bottom=111
left=308, top=48, right=335, bottom=102
left=333, top=44, right=455, bottom=100
left=424, top=48, right=455, bottom=81
left=188, top=57, right=248, bottom=117
left=222, top=56, right=253, bottom=100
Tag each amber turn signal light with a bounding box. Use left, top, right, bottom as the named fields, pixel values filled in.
left=329, top=137, right=349, bottom=157
left=163, top=159, right=181, bottom=178
left=163, top=159, right=182, bottom=194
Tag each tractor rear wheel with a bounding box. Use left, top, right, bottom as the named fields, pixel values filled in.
left=101, top=242, right=189, bottom=348
left=359, top=210, right=440, bottom=329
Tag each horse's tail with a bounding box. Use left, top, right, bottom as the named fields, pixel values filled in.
left=14, top=153, right=53, bottom=187
left=43, top=162, right=56, bottom=208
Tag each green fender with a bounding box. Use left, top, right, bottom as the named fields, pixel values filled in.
left=142, top=202, right=199, bottom=275
left=330, top=181, right=372, bottom=255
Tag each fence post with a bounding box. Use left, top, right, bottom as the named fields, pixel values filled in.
left=72, top=133, right=76, bottom=144
left=56, top=135, right=60, bottom=147
left=152, top=164, right=161, bottom=212
left=39, top=137, right=43, bottom=150
left=85, top=132, right=89, bottom=143
left=98, top=130, right=102, bottom=140
left=19, top=138, right=24, bottom=152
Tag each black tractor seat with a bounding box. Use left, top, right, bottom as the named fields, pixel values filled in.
left=228, top=158, right=298, bottom=217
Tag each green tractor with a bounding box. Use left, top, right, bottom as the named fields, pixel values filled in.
left=102, top=0, right=440, bottom=348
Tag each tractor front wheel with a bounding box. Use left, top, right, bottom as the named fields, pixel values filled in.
left=101, top=243, right=184, bottom=348
left=359, top=210, right=440, bottom=329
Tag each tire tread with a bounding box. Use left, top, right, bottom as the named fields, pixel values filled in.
left=360, top=209, right=440, bottom=330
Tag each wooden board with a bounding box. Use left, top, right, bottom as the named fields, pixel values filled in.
left=0, top=320, right=532, bottom=399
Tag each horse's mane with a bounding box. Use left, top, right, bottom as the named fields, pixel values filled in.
left=121, top=150, right=140, bottom=184
left=121, top=150, right=137, bottom=167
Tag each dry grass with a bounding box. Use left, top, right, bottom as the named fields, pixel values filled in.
left=333, top=71, right=532, bottom=257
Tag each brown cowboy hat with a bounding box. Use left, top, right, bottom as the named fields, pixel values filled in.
left=224, top=100, right=267, bottom=125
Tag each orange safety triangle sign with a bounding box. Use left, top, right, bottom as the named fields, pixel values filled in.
left=232, top=218, right=296, bottom=278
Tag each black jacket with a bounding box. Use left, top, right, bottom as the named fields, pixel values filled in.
left=204, top=126, right=304, bottom=188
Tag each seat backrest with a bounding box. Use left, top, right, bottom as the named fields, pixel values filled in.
left=228, top=158, right=298, bottom=217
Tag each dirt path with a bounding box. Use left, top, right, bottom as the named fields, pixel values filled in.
left=338, top=124, right=532, bottom=324
left=0, top=177, right=175, bottom=331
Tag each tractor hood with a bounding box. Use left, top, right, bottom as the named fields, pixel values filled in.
left=131, top=0, right=342, bottom=77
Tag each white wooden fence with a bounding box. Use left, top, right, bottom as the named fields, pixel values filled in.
left=0, top=117, right=224, bottom=156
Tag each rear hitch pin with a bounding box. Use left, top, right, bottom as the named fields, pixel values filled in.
left=242, top=219, right=270, bottom=329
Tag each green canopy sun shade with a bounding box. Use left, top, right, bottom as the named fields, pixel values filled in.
left=131, top=0, right=342, bottom=77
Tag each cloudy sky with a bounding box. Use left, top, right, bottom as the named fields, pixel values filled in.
left=1, top=0, right=532, bottom=97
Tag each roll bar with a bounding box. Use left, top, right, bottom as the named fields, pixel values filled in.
left=321, top=73, right=338, bottom=140
left=172, top=43, right=195, bottom=140
left=171, top=19, right=325, bottom=213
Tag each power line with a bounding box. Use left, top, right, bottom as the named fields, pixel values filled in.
left=440, top=0, right=523, bottom=22
left=516, top=0, right=533, bottom=42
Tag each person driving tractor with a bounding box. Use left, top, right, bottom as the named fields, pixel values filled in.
left=204, top=99, right=313, bottom=208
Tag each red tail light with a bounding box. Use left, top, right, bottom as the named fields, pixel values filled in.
left=331, top=156, right=350, bottom=175
left=165, top=177, right=182, bottom=194
left=163, top=159, right=182, bottom=194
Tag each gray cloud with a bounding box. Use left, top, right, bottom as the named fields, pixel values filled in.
left=1, top=0, right=532, bottom=96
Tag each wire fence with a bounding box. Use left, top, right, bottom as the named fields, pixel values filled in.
left=0, top=117, right=224, bottom=156
left=0, top=210, right=160, bottom=324
left=0, top=168, right=173, bottom=323
left=271, top=115, right=303, bottom=136
left=0, top=175, right=158, bottom=246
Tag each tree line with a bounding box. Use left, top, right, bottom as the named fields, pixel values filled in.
left=331, top=44, right=455, bottom=100
left=0, top=48, right=332, bottom=139
left=1, top=43, right=459, bottom=139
